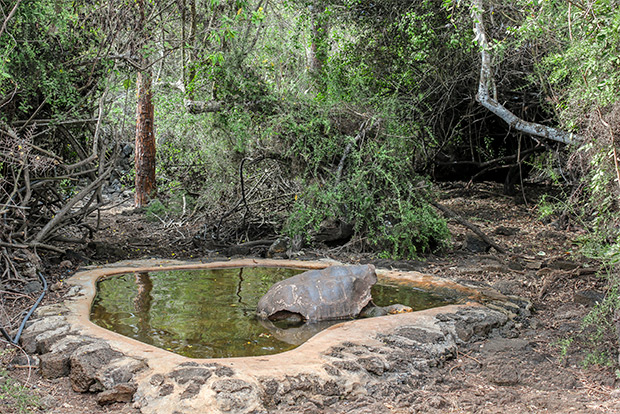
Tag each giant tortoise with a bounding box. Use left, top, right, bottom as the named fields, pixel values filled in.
left=256, top=264, right=411, bottom=323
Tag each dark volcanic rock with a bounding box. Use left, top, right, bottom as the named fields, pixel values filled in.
left=96, top=383, right=137, bottom=405
left=169, top=367, right=213, bottom=384
left=69, top=342, right=123, bottom=392
left=40, top=352, right=71, bottom=379
left=463, top=232, right=491, bottom=253
left=213, top=378, right=255, bottom=412
left=574, top=290, right=605, bottom=306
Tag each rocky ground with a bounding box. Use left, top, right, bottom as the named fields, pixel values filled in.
left=1, top=181, right=619, bottom=413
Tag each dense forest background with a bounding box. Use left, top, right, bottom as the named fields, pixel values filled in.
left=2, top=0, right=620, bottom=364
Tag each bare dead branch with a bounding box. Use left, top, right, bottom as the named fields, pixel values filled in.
left=185, top=99, right=223, bottom=114
left=431, top=199, right=506, bottom=254
left=0, top=0, right=23, bottom=40
left=471, top=0, right=582, bottom=146
left=32, top=162, right=114, bottom=243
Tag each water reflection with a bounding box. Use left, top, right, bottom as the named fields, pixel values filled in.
left=258, top=318, right=343, bottom=345
left=91, top=267, right=454, bottom=358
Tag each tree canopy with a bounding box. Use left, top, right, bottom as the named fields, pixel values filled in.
left=2, top=0, right=620, bottom=336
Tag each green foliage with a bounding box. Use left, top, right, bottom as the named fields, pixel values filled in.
left=537, top=194, right=562, bottom=222
left=578, top=273, right=620, bottom=367
left=140, top=0, right=453, bottom=256
left=507, top=1, right=620, bottom=126
left=555, top=337, right=574, bottom=362
left=145, top=199, right=167, bottom=221
left=280, top=96, right=450, bottom=258
left=0, top=364, right=40, bottom=413
left=0, top=0, right=109, bottom=123
left=376, top=202, right=450, bottom=259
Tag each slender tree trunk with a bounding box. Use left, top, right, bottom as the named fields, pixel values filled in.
left=310, top=1, right=328, bottom=90
left=135, top=0, right=156, bottom=207
left=135, top=69, right=155, bottom=207
left=187, top=0, right=197, bottom=98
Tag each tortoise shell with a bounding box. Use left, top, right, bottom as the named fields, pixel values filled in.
left=256, top=264, right=377, bottom=322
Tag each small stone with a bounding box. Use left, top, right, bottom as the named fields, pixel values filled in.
left=64, top=286, right=81, bottom=297
left=94, top=356, right=147, bottom=390
left=35, top=325, right=71, bottom=354
left=479, top=339, right=531, bottom=355
left=33, top=304, right=69, bottom=318
left=525, top=261, right=542, bottom=270
left=485, top=362, right=520, bottom=386
left=508, top=260, right=524, bottom=271
left=528, top=318, right=544, bottom=329
left=39, top=395, right=57, bottom=410
left=59, top=260, right=73, bottom=269
left=492, top=280, right=521, bottom=296
left=20, top=316, right=69, bottom=353
left=215, top=366, right=235, bottom=377
left=50, top=282, right=64, bottom=292
left=69, top=342, right=123, bottom=392
left=261, top=378, right=279, bottom=396
left=24, top=280, right=43, bottom=293
left=358, top=356, right=386, bottom=376
left=159, top=383, right=174, bottom=396
left=426, top=395, right=448, bottom=408
left=169, top=367, right=213, bottom=384
left=213, top=379, right=255, bottom=413
left=494, top=226, right=519, bottom=236
left=323, top=364, right=341, bottom=377
left=180, top=381, right=203, bottom=400
left=40, top=352, right=71, bottom=379
left=574, top=290, right=605, bottom=306
left=332, top=359, right=363, bottom=372
left=96, top=383, right=137, bottom=405
left=212, top=378, right=253, bottom=394
left=463, top=232, right=491, bottom=253
left=149, top=374, right=164, bottom=386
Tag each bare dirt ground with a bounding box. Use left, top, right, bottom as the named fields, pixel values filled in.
left=2, top=181, right=619, bottom=413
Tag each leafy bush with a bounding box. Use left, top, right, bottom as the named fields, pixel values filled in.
left=280, top=96, right=450, bottom=258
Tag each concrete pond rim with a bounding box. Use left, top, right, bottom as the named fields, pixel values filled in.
left=21, top=258, right=531, bottom=413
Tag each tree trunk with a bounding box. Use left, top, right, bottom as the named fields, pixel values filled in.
left=310, top=1, right=328, bottom=90
left=135, top=68, right=156, bottom=207
left=134, top=0, right=156, bottom=207
left=187, top=0, right=197, bottom=96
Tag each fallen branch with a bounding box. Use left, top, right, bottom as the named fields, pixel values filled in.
left=32, top=162, right=114, bottom=243
left=184, top=99, right=223, bottom=114
left=430, top=200, right=506, bottom=254
left=163, top=79, right=223, bottom=114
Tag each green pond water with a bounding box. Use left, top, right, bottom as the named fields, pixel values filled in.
left=90, top=267, right=454, bottom=358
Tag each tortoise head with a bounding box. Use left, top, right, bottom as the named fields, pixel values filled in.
left=351, top=264, right=378, bottom=297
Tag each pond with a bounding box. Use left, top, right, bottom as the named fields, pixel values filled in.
left=90, top=267, right=454, bottom=358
